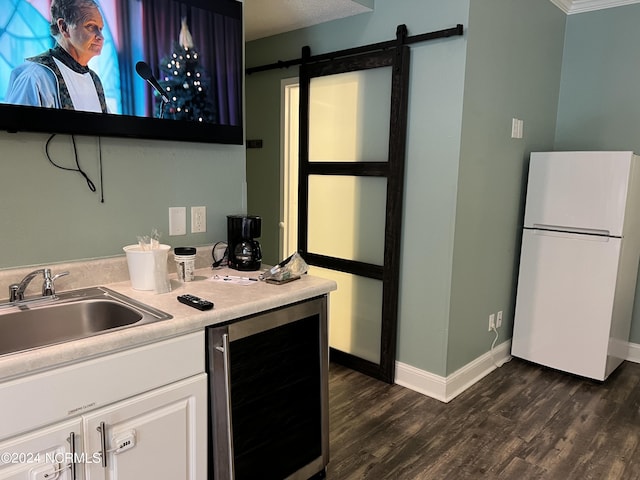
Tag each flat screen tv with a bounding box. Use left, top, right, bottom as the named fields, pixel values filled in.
left=0, top=0, right=243, bottom=144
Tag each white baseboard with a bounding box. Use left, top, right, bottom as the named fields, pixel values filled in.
left=627, top=342, right=640, bottom=364
left=394, top=340, right=512, bottom=403
left=395, top=340, right=640, bottom=403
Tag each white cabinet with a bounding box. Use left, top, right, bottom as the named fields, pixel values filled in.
left=0, top=418, right=82, bottom=480
left=0, top=374, right=206, bottom=480
left=0, top=332, right=207, bottom=480
left=84, top=374, right=206, bottom=480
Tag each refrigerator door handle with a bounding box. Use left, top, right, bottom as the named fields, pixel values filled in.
left=529, top=227, right=613, bottom=242
left=530, top=224, right=612, bottom=237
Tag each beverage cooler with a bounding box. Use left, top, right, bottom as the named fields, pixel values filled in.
left=206, top=296, right=329, bottom=479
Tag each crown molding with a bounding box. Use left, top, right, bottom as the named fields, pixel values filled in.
left=550, top=0, right=640, bottom=14
left=549, top=0, right=572, bottom=12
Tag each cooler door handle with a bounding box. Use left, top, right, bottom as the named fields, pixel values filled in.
left=216, top=333, right=235, bottom=479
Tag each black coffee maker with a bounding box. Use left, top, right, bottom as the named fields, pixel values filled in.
left=227, top=215, right=262, bottom=271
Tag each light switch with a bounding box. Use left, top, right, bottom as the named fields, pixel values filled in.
left=169, top=207, right=186, bottom=235
left=511, top=118, right=524, bottom=139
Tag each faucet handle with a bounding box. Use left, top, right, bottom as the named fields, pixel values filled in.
left=8, top=284, right=19, bottom=302
left=42, top=270, right=70, bottom=297
left=52, top=271, right=70, bottom=281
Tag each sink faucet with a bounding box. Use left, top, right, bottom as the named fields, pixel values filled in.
left=9, top=268, right=70, bottom=302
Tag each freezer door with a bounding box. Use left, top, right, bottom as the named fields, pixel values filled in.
left=524, top=151, right=632, bottom=237
left=512, top=229, right=621, bottom=380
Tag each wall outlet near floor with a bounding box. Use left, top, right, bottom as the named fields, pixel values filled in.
left=496, top=310, right=503, bottom=328
left=488, top=313, right=496, bottom=331
left=191, top=206, right=206, bottom=233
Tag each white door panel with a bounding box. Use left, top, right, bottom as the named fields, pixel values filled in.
left=525, top=151, right=632, bottom=236
left=512, top=229, right=621, bottom=379
left=83, top=374, right=206, bottom=480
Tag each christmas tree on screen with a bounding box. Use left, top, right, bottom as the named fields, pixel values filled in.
left=156, top=18, right=215, bottom=122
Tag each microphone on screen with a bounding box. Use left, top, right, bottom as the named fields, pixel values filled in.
left=135, top=61, right=170, bottom=103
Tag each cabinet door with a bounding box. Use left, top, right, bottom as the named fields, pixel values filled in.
left=83, top=374, right=207, bottom=480
left=0, top=418, right=83, bottom=480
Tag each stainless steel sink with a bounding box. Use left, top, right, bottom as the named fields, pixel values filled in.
left=0, top=287, right=172, bottom=357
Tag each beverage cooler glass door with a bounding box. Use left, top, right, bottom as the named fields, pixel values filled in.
left=206, top=297, right=329, bottom=480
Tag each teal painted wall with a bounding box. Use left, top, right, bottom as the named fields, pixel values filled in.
left=554, top=3, right=640, bottom=344
left=0, top=132, right=245, bottom=269
left=448, top=1, right=566, bottom=372
left=246, top=0, right=470, bottom=375
left=555, top=5, right=640, bottom=152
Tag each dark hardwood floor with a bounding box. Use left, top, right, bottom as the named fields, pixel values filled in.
left=326, top=358, right=640, bottom=479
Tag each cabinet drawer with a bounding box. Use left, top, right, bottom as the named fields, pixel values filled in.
left=0, top=331, right=204, bottom=440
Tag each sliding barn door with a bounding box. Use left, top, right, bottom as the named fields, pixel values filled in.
left=298, top=41, right=410, bottom=383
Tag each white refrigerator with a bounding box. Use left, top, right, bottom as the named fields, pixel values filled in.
left=512, top=151, right=640, bottom=380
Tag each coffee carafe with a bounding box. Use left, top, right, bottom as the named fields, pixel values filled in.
left=227, top=215, right=262, bottom=271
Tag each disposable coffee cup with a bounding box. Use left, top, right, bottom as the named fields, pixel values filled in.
left=174, top=247, right=197, bottom=282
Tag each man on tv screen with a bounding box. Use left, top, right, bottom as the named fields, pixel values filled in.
left=5, top=0, right=108, bottom=113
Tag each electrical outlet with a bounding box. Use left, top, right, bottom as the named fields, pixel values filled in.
left=169, top=207, right=186, bottom=236
left=191, top=206, right=206, bottom=233
left=488, top=313, right=496, bottom=332
left=496, top=311, right=503, bottom=328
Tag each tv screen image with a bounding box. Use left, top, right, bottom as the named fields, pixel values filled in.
left=0, top=0, right=243, bottom=144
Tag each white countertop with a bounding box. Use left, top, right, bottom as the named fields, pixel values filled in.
left=0, top=267, right=336, bottom=381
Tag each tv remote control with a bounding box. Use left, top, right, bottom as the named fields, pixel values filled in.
left=177, top=294, right=214, bottom=311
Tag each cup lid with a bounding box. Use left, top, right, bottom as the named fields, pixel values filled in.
left=174, top=247, right=196, bottom=256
